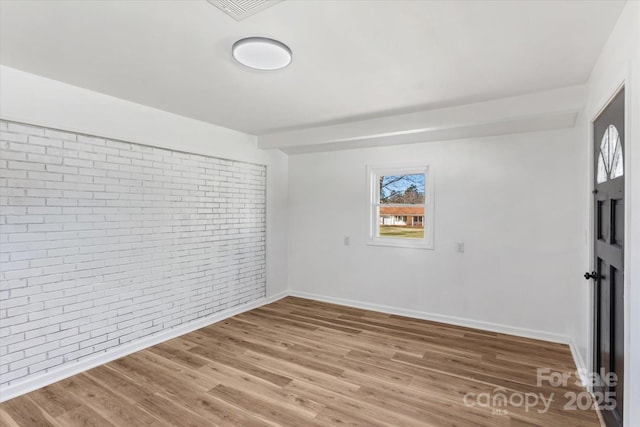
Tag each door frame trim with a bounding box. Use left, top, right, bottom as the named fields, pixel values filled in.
left=586, top=68, right=632, bottom=426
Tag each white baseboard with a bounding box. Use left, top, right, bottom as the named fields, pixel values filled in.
left=569, top=340, right=591, bottom=390
left=0, top=291, right=287, bottom=403
left=288, top=290, right=572, bottom=345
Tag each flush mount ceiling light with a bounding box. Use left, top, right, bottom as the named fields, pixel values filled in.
left=232, top=37, right=292, bottom=71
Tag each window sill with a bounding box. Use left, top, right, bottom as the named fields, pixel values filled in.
left=367, top=239, right=434, bottom=250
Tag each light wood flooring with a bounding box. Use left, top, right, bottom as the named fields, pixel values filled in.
left=0, top=297, right=601, bottom=426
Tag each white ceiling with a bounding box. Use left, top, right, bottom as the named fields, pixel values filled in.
left=0, top=0, right=626, bottom=136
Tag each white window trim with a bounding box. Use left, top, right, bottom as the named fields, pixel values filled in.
left=366, top=164, right=435, bottom=249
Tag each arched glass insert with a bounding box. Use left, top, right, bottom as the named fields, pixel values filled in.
left=597, top=125, right=623, bottom=183
left=597, top=153, right=607, bottom=184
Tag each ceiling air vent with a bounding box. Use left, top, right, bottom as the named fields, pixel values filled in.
left=207, top=0, right=282, bottom=21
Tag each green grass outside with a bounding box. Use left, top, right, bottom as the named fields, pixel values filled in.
left=379, top=226, right=424, bottom=239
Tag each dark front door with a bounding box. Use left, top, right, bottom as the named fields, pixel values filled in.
left=590, top=88, right=624, bottom=427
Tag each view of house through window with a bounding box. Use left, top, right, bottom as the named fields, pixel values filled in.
left=379, top=173, right=425, bottom=239
left=368, top=165, right=433, bottom=249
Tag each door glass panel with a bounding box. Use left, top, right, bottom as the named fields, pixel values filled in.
left=611, top=135, right=623, bottom=179
left=598, top=125, right=623, bottom=182
left=607, top=127, right=617, bottom=166
left=600, top=128, right=611, bottom=173
left=597, top=153, right=607, bottom=184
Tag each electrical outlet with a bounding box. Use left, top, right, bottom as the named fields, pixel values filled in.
left=344, top=236, right=351, bottom=246
left=455, top=242, right=464, bottom=253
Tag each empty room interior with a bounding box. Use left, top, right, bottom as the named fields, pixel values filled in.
left=0, top=1, right=639, bottom=426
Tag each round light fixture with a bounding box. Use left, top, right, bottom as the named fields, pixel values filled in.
left=232, top=37, right=292, bottom=71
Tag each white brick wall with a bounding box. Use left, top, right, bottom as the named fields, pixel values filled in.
left=0, top=120, right=266, bottom=388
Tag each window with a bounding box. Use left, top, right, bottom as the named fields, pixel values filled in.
left=597, top=124, right=623, bottom=184
left=367, top=164, right=434, bottom=249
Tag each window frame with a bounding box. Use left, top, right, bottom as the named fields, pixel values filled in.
left=367, top=164, right=435, bottom=249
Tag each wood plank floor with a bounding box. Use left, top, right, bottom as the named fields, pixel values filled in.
left=0, top=297, right=601, bottom=426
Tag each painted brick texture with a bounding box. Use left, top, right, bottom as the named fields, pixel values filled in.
left=0, top=120, right=266, bottom=388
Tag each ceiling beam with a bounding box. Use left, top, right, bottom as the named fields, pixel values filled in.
left=258, top=85, right=584, bottom=154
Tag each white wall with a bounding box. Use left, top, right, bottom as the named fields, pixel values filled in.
left=0, top=120, right=267, bottom=391
left=0, top=66, right=289, bottom=299
left=288, top=128, right=582, bottom=341
left=574, top=2, right=640, bottom=426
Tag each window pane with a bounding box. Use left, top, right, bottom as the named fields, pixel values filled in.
left=379, top=174, right=425, bottom=204
left=379, top=206, right=424, bottom=239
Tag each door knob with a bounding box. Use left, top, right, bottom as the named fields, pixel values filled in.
left=584, top=271, right=598, bottom=280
